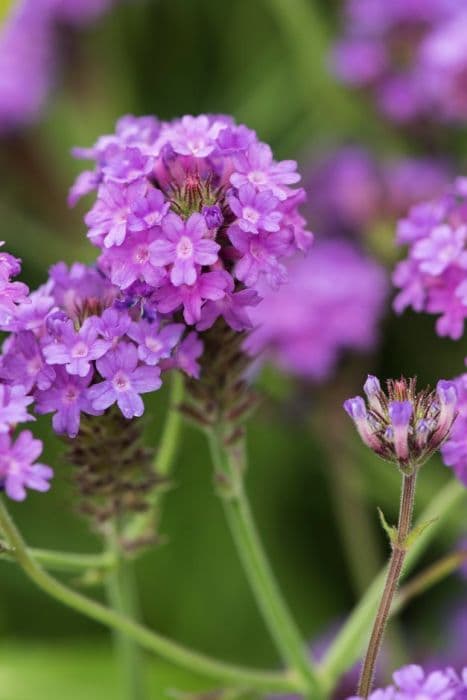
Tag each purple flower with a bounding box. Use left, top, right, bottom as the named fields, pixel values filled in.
left=229, top=226, right=289, bottom=288
left=202, top=205, right=223, bottom=230
left=394, top=178, right=467, bottom=340
left=229, top=184, right=281, bottom=234
left=43, top=317, right=111, bottom=377
left=441, top=372, right=467, bottom=486
left=0, top=244, right=29, bottom=330
left=96, top=307, right=131, bottom=341
left=155, top=271, right=229, bottom=325
left=0, top=331, right=54, bottom=393
left=35, top=367, right=99, bottom=438
left=165, top=115, right=224, bottom=158
left=0, top=430, right=52, bottom=501
left=168, top=331, right=203, bottom=379
left=245, top=241, right=388, bottom=381
left=150, top=213, right=219, bottom=286
left=85, top=180, right=146, bottom=248
left=127, top=320, right=184, bottom=365
left=128, top=187, right=170, bottom=232
left=0, top=384, right=34, bottom=433
left=231, top=143, right=300, bottom=201
left=102, top=227, right=167, bottom=290
left=351, top=664, right=467, bottom=700
left=343, top=376, right=457, bottom=468
left=88, top=343, right=162, bottom=418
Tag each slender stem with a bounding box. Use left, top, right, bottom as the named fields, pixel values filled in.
left=0, top=498, right=300, bottom=694
left=358, top=471, right=417, bottom=698
left=394, top=550, right=467, bottom=614
left=106, top=530, right=146, bottom=700
left=124, top=372, right=184, bottom=545
left=321, top=480, right=466, bottom=689
left=0, top=547, right=115, bottom=573
left=206, top=428, right=324, bottom=700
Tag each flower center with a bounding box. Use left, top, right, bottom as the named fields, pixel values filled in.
left=71, top=341, right=88, bottom=358
left=63, top=386, right=79, bottom=404
left=113, top=371, right=131, bottom=392
left=176, top=235, right=194, bottom=260
left=248, top=170, right=267, bottom=186
left=187, top=138, right=205, bottom=155
left=134, top=245, right=150, bottom=264
left=146, top=337, right=162, bottom=353
left=27, top=356, right=42, bottom=375
left=242, top=206, right=260, bottom=224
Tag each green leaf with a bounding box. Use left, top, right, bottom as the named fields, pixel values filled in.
left=404, top=518, right=439, bottom=550
left=377, top=508, right=398, bottom=545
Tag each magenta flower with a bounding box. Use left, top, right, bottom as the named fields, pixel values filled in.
left=43, top=318, right=111, bottom=377
left=85, top=180, right=146, bottom=248
left=0, top=430, right=52, bottom=501
left=150, top=212, right=219, bottom=287
left=35, top=367, right=99, bottom=438
left=0, top=384, right=34, bottom=433
left=127, top=320, right=184, bottom=365
left=128, top=187, right=170, bottom=232
left=155, top=271, right=229, bottom=325
left=88, top=343, right=162, bottom=419
left=229, top=184, right=281, bottom=234
left=231, top=143, right=300, bottom=201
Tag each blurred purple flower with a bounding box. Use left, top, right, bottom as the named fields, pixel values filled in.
left=0, top=430, right=52, bottom=501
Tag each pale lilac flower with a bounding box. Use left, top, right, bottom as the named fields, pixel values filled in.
left=229, top=227, right=289, bottom=289
left=127, top=320, right=184, bottom=365
left=0, top=331, right=54, bottom=392
left=150, top=213, right=219, bottom=286
left=88, top=343, right=162, bottom=419
left=96, top=307, right=131, bottom=342
left=0, top=244, right=29, bottom=330
left=85, top=180, right=146, bottom=248
left=0, top=384, right=34, bottom=433
left=231, top=143, right=300, bottom=201
left=168, top=331, right=203, bottom=379
left=128, top=187, right=170, bottom=232
left=229, top=184, right=282, bottom=234
left=103, top=227, right=167, bottom=290
left=349, top=664, right=467, bottom=700
left=165, top=115, right=224, bottom=158
left=441, top=372, right=467, bottom=486
left=43, top=317, right=110, bottom=377
left=0, top=430, right=52, bottom=501
left=35, top=367, right=99, bottom=438
left=155, top=271, right=229, bottom=325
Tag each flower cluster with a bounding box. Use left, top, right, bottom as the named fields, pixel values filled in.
left=331, top=0, right=467, bottom=124
left=305, top=147, right=451, bottom=239
left=0, top=247, right=52, bottom=501
left=70, top=114, right=312, bottom=332
left=0, top=0, right=115, bottom=132
left=0, top=261, right=200, bottom=440
left=393, top=177, right=467, bottom=340
left=349, top=664, right=467, bottom=700
left=344, top=376, right=457, bottom=470
left=441, top=371, right=467, bottom=486
left=245, top=241, right=388, bottom=381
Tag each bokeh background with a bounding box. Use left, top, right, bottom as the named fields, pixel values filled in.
left=0, top=1, right=466, bottom=698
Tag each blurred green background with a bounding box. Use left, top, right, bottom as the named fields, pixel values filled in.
left=0, top=1, right=466, bottom=698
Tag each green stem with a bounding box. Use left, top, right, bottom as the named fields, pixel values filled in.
left=0, top=547, right=115, bottom=573
left=358, top=472, right=417, bottom=698
left=207, top=428, right=324, bottom=700
left=0, top=498, right=300, bottom=695
left=320, top=480, right=467, bottom=689
left=124, top=372, right=184, bottom=545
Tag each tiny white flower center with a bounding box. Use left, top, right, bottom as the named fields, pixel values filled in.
left=242, top=206, right=260, bottom=224
left=176, top=235, right=194, bottom=260
left=187, top=138, right=205, bottom=155
left=146, top=337, right=163, bottom=353
left=72, top=342, right=88, bottom=358
left=248, top=170, right=267, bottom=186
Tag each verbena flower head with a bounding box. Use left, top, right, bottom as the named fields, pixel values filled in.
left=331, top=0, right=466, bottom=124
left=70, top=114, right=312, bottom=332
left=348, top=663, right=467, bottom=700
left=393, top=177, right=467, bottom=340
left=344, top=376, right=457, bottom=470
left=441, top=371, right=467, bottom=486
left=245, top=240, right=388, bottom=381
left=304, top=147, right=451, bottom=239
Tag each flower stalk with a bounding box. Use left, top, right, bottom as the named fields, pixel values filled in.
left=206, top=426, right=324, bottom=700
left=358, top=469, right=417, bottom=698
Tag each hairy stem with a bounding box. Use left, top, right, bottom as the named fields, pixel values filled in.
left=321, top=480, right=466, bottom=689
left=207, top=428, right=324, bottom=700
left=358, top=471, right=417, bottom=698
left=0, top=498, right=300, bottom=694
left=106, top=529, right=146, bottom=700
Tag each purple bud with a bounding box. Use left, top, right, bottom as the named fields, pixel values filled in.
left=202, top=205, right=224, bottom=229
left=364, top=374, right=382, bottom=410
left=343, top=396, right=366, bottom=420
left=389, top=401, right=413, bottom=462
left=433, top=380, right=458, bottom=443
